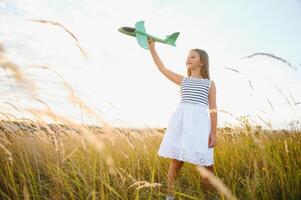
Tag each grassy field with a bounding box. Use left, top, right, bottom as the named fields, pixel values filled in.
left=1, top=7, right=301, bottom=199
left=0, top=120, right=300, bottom=200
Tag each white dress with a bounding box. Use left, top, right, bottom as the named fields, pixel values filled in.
left=158, top=76, right=214, bottom=166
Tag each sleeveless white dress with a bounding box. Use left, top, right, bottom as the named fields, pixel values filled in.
left=158, top=76, right=214, bottom=166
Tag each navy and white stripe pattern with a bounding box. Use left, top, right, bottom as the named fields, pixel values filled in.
left=180, top=77, right=211, bottom=106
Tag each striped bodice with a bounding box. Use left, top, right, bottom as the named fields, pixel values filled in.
left=180, top=76, right=211, bottom=106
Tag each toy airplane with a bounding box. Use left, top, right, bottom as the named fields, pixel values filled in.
left=118, top=20, right=180, bottom=50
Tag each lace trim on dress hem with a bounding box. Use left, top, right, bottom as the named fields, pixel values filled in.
left=158, top=146, right=214, bottom=166
left=159, top=154, right=214, bottom=167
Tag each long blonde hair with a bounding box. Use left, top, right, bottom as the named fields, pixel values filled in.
left=187, top=48, right=210, bottom=79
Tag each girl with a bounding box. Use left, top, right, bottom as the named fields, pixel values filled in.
left=148, top=39, right=218, bottom=200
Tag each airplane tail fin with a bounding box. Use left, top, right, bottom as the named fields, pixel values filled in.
left=165, top=32, right=180, bottom=46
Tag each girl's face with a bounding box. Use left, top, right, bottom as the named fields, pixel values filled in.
left=186, top=50, right=203, bottom=70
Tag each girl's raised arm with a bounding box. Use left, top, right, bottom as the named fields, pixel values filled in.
left=148, top=39, right=184, bottom=86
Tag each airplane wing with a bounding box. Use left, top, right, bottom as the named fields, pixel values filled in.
left=135, top=21, right=149, bottom=50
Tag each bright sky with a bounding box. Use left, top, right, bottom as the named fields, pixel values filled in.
left=0, top=0, right=300, bottom=130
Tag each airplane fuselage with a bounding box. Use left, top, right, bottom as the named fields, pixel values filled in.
left=118, top=27, right=165, bottom=43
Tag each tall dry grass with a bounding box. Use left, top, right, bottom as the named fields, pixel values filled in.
left=0, top=120, right=300, bottom=199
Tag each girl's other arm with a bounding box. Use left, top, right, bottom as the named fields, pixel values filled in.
left=148, top=39, right=183, bottom=86
left=209, top=80, right=217, bottom=135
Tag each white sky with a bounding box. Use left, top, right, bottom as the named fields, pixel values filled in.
left=0, top=0, right=301, bottom=130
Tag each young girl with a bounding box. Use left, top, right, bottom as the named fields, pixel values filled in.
left=148, top=39, right=218, bottom=200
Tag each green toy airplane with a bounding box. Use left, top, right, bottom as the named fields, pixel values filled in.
left=118, top=20, right=180, bottom=50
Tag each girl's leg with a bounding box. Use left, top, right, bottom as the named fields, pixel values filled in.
left=200, top=164, right=215, bottom=193
left=167, top=159, right=184, bottom=197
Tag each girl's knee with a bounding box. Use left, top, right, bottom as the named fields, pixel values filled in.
left=171, top=159, right=184, bottom=167
left=204, top=164, right=214, bottom=172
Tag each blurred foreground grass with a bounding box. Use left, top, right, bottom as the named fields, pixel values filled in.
left=0, top=120, right=300, bottom=200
